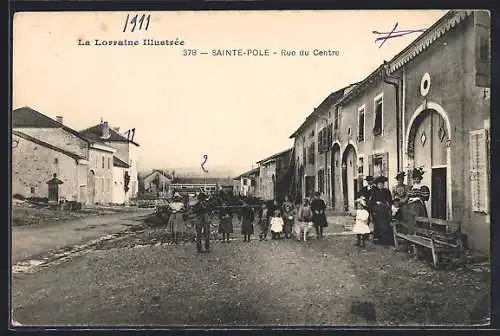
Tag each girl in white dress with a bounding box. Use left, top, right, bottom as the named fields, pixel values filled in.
left=353, top=197, right=371, bottom=247
left=269, top=209, right=284, bottom=240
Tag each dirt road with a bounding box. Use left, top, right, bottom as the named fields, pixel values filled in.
left=12, top=209, right=153, bottom=263
left=12, top=218, right=490, bottom=326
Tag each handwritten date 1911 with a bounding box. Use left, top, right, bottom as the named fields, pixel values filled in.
left=123, top=14, right=151, bottom=33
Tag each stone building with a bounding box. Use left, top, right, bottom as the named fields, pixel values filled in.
left=255, top=148, right=293, bottom=202
left=233, top=167, right=259, bottom=197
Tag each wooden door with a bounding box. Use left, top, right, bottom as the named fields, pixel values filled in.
left=431, top=167, right=447, bottom=219
left=48, top=184, right=58, bottom=202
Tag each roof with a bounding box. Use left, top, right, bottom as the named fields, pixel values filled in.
left=113, top=156, right=130, bottom=168
left=12, top=107, right=92, bottom=144
left=336, top=65, right=385, bottom=106
left=138, top=169, right=172, bottom=180
left=13, top=130, right=86, bottom=161
left=79, top=124, right=140, bottom=146
left=256, top=148, right=293, bottom=165
left=233, top=167, right=260, bottom=180
left=388, top=10, right=473, bottom=73
left=289, top=87, right=347, bottom=138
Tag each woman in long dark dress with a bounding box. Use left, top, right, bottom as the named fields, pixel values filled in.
left=370, top=176, right=393, bottom=245
left=405, top=167, right=430, bottom=234
left=240, top=203, right=255, bottom=242
left=310, top=192, right=328, bottom=239
left=218, top=204, right=233, bottom=243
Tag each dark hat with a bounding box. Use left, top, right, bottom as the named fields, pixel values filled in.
left=412, top=167, right=425, bottom=179
left=374, top=176, right=388, bottom=184
left=365, top=175, right=374, bottom=182
left=395, top=171, right=406, bottom=179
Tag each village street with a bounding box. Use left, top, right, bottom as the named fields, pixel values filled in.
left=12, top=215, right=490, bottom=326
left=12, top=208, right=154, bottom=264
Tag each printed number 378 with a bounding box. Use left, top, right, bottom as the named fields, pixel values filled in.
left=123, top=14, right=151, bottom=32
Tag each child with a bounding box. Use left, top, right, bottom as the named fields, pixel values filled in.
left=258, top=203, right=269, bottom=241
left=218, top=204, right=233, bottom=243
left=352, top=197, right=371, bottom=248
left=269, top=209, right=284, bottom=240
left=392, top=198, right=401, bottom=218
left=295, top=198, right=313, bottom=242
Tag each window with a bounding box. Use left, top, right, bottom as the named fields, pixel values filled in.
left=479, top=36, right=490, bottom=62
left=369, top=152, right=389, bottom=179
left=108, top=157, right=111, bottom=169
left=374, top=96, right=383, bottom=136
left=334, top=109, right=340, bottom=130
left=102, top=156, right=105, bottom=169
left=243, top=179, right=248, bottom=186
left=54, top=158, right=58, bottom=164
left=303, top=147, right=307, bottom=163
left=470, top=129, right=489, bottom=213
left=318, top=169, right=325, bottom=193
left=358, top=106, right=365, bottom=141
left=308, top=143, right=315, bottom=164
left=30, top=187, right=35, bottom=194
left=358, top=157, right=364, bottom=174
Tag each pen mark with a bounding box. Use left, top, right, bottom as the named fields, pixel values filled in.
left=373, top=23, right=428, bottom=48
left=201, top=154, right=208, bottom=173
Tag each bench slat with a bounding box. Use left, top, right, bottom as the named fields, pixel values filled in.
left=415, top=216, right=461, bottom=228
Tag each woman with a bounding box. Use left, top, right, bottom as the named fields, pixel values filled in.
left=240, top=203, right=255, bottom=242
left=281, top=195, right=295, bottom=239
left=218, top=204, right=233, bottom=243
left=391, top=171, right=410, bottom=232
left=370, top=176, right=393, bottom=245
left=310, top=192, right=328, bottom=239
left=405, top=167, right=430, bottom=234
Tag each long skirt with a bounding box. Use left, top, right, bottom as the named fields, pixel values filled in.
left=399, top=201, right=428, bottom=234
left=312, top=213, right=328, bottom=228
left=241, top=219, right=254, bottom=235
left=372, top=204, right=393, bottom=244
left=218, top=217, right=233, bottom=234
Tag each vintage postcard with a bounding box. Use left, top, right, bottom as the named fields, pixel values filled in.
left=11, top=10, right=491, bottom=327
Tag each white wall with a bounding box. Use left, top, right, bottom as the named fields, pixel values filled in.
left=112, top=166, right=127, bottom=204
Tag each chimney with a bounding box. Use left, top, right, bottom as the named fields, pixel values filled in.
left=56, top=116, right=63, bottom=124
left=101, top=121, right=110, bottom=139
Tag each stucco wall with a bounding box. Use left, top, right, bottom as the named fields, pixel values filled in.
left=12, top=133, right=79, bottom=201
left=88, top=148, right=114, bottom=204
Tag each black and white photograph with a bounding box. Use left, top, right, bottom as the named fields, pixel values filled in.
left=11, top=9, right=491, bottom=327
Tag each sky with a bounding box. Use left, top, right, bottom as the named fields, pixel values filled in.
left=13, top=10, right=448, bottom=174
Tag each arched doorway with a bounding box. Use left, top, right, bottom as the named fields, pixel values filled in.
left=407, top=106, right=451, bottom=220
left=88, top=170, right=96, bottom=205
left=330, top=143, right=341, bottom=211
left=341, top=144, right=358, bottom=212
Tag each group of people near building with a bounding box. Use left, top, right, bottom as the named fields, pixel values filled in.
left=166, top=166, right=431, bottom=253
left=351, top=167, right=430, bottom=248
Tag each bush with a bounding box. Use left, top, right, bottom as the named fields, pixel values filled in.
left=13, top=194, right=25, bottom=200
left=26, top=196, right=49, bottom=204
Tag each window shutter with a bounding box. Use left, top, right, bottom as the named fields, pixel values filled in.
left=382, top=152, right=389, bottom=178
left=368, top=155, right=374, bottom=177
left=328, top=124, right=333, bottom=147
left=470, top=129, right=488, bottom=213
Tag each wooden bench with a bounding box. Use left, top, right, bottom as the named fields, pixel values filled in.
left=391, top=216, right=465, bottom=268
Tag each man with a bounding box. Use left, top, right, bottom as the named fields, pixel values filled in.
left=358, top=175, right=376, bottom=201
left=310, top=192, right=328, bottom=239
left=281, top=195, right=295, bottom=239
left=191, top=192, right=211, bottom=253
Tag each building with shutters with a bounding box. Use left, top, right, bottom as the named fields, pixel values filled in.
left=288, top=10, right=490, bottom=253
left=289, top=88, right=348, bottom=205
left=389, top=10, right=490, bottom=253
left=233, top=167, right=259, bottom=197
left=335, top=65, right=399, bottom=214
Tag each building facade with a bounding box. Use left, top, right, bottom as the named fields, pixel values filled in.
left=256, top=148, right=293, bottom=202
left=80, top=122, right=141, bottom=202
left=112, top=156, right=130, bottom=204
left=233, top=167, right=259, bottom=197
left=390, top=10, right=490, bottom=253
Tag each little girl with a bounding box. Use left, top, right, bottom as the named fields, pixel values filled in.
left=352, top=197, right=371, bottom=248
left=269, top=209, right=284, bottom=240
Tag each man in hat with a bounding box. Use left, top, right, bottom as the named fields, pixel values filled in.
left=191, top=192, right=212, bottom=253
left=358, top=175, right=376, bottom=202
left=370, top=176, right=393, bottom=244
